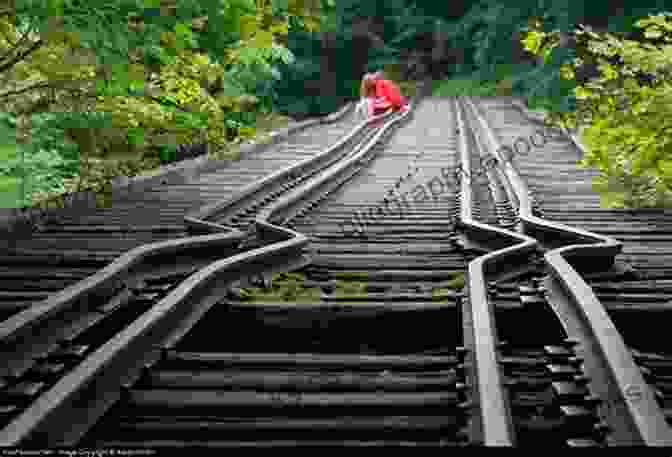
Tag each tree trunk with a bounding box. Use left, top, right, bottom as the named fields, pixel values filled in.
left=319, top=29, right=339, bottom=113
left=431, top=19, right=448, bottom=77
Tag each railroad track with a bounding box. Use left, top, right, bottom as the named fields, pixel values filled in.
left=461, top=96, right=672, bottom=446
left=65, top=94, right=476, bottom=448
left=0, top=104, right=364, bottom=325
left=2, top=88, right=672, bottom=447
left=0, top=99, right=402, bottom=442
left=0, top=85, right=430, bottom=446
left=485, top=96, right=672, bottom=425
left=0, top=103, right=360, bottom=310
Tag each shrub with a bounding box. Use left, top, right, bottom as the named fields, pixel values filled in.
left=521, top=13, right=672, bottom=208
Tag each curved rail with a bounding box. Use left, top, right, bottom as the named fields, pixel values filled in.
left=0, top=102, right=354, bottom=349
left=453, top=97, right=538, bottom=446
left=462, top=96, right=672, bottom=446
left=0, top=90, right=424, bottom=445
left=0, top=102, right=368, bottom=445
left=186, top=109, right=395, bottom=232
left=259, top=111, right=413, bottom=226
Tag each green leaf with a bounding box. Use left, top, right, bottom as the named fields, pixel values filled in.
left=127, top=128, right=146, bottom=147
left=659, top=160, right=672, bottom=176
left=142, top=0, right=162, bottom=7
left=53, top=0, right=67, bottom=16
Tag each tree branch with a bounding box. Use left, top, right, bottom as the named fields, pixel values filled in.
left=0, top=8, right=15, bottom=17
left=0, top=36, right=43, bottom=74
left=0, top=80, right=51, bottom=98
left=0, top=75, right=99, bottom=101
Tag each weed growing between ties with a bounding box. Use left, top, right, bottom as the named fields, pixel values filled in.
left=237, top=271, right=467, bottom=303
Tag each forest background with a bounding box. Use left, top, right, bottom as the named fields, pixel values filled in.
left=1, top=0, right=671, bottom=212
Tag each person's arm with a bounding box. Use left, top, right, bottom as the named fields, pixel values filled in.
left=355, top=98, right=367, bottom=119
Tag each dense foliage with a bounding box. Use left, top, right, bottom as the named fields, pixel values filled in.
left=522, top=14, right=672, bottom=207
left=0, top=0, right=323, bottom=208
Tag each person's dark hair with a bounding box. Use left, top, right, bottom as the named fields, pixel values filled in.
left=360, top=73, right=377, bottom=97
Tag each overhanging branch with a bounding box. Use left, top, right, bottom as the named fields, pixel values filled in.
left=0, top=37, right=43, bottom=74
left=0, top=80, right=51, bottom=99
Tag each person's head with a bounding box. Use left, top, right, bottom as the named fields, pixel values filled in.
left=360, top=73, right=377, bottom=97
left=372, top=70, right=385, bottom=80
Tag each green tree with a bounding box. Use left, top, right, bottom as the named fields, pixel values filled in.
left=523, top=12, right=672, bottom=207
left=0, top=0, right=324, bottom=208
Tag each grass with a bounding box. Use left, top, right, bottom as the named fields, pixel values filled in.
left=0, top=142, right=22, bottom=209
left=239, top=271, right=468, bottom=304
left=524, top=95, right=556, bottom=112
left=0, top=176, right=21, bottom=209
left=431, top=76, right=500, bottom=97
left=431, top=63, right=534, bottom=98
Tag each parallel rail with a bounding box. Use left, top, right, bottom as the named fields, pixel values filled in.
left=454, top=97, right=536, bottom=445
left=458, top=96, right=672, bottom=446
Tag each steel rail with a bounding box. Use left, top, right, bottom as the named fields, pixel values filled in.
left=453, top=97, right=538, bottom=446
left=185, top=110, right=397, bottom=232
left=0, top=103, right=354, bottom=241
left=462, top=96, right=672, bottom=446
left=258, top=109, right=415, bottom=226
left=0, top=103, right=354, bottom=349
left=0, top=85, right=428, bottom=446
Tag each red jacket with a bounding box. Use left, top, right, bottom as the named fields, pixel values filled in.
left=374, top=79, right=407, bottom=110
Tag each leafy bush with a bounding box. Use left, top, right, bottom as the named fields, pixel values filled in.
left=0, top=111, right=93, bottom=207
left=0, top=1, right=324, bottom=210
left=431, top=63, right=525, bottom=97
left=432, top=76, right=499, bottom=96
left=521, top=13, right=672, bottom=208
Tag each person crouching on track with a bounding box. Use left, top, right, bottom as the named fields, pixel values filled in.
left=357, top=72, right=409, bottom=119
